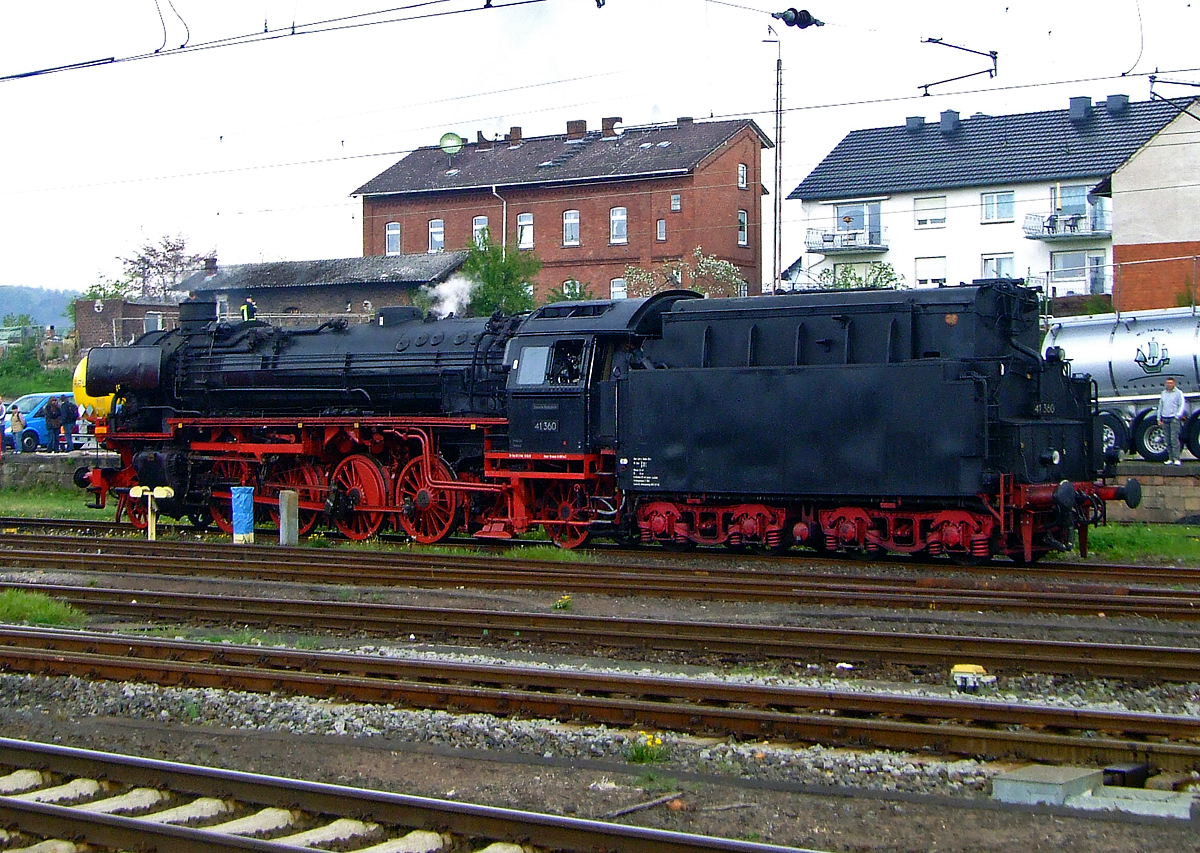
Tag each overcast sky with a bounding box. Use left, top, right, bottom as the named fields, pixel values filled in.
left=0, top=0, right=1195, bottom=294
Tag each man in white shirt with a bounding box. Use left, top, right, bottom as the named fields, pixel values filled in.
left=1157, top=377, right=1188, bottom=465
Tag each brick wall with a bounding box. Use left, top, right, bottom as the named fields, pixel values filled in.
left=1107, top=462, right=1200, bottom=524
left=1113, top=243, right=1200, bottom=311
left=0, top=451, right=119, bottom=492
left=74, top=300, right=181, bottom=350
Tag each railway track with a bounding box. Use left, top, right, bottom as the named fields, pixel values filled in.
left=0, top=737, right=802, bottom=853
left=2, top=532, right=1199, bottom=618
left=2, top=625, right=1199, bottom=772
left=3, top=579, right=1199, bottom=683
left=4, top=514, right=1199, bottom=585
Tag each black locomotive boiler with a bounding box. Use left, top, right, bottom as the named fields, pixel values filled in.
left=80, top=278, right=1139, bottom=561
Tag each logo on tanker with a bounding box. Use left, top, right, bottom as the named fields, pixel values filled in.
left=1134, top=337, right=1169, bottom=374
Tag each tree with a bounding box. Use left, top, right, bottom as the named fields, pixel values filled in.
left=65, top=274, right=137, bottom=324
left=623, top=247, right=747, bottom=298
left=117, top=234, right=210, bottom=300
left=462, top=231, right=541, bottom=316
left=816, top=262, right=906, bottom=290
left=2, top=313, right=34, bottom=328
left=542, top=278, right=597, bottom=304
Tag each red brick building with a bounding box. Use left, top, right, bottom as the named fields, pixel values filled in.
left=354, top=117, right=772, bottom=299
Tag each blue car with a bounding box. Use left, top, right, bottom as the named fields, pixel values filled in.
left=3, top=392, right=76, bottom=452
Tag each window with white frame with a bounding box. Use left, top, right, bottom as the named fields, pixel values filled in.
left=981, top=191, right=1015, bottom=222
left=914, top=196, right=946, bottom=228
left=562, top=210, right=580, bottom=246
left=144, top=312, right=163, bottom=332
left=610, top=277, right=627, bottom=299
left=915, top=256, right=947, bottom=287
left=428, top=219, right=444, bottom=253
left=737, top=163, right=748, bottom=189
left=737, top=210, right=748, bottom=246
left=1052, top=184, right=1089, bottom=216
left=517, top=213, right=534, bottom=249
left=656, top=219, right=666, bottom=241
left=609, top=207, right=627, bottom=244
left=981, top=253, right=1014, bottom=278
left=670, top=193, right=681, bottom=212
left=835, top=201, right=881, bottom=242
left=472, top=216, right=489, bottom=247
left=385, top=222, right=401, bottom=255
left=1051, top=249, right=1108, bottom=293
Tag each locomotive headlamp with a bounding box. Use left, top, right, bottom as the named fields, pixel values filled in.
left=1040, top=449, right=1062, bottom=466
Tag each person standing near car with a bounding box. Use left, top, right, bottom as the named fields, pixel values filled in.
left=9, top=404, right=24, bottom=454
left=60, top=396, right=78, bottom=452
left=43, top=395, right=61, bottom=452
left=1157, top=376, right=1188, bottom=465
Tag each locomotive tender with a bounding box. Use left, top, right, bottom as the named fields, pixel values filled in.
left=80, top=278, right=1139, bottom=561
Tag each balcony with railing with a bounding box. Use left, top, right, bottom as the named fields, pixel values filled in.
left=1022, top=210, right=1111, bottom=240
left=805, top=227, right=889, bottom=254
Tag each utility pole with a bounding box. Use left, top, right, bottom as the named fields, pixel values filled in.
left=763, top=34, right=784, bottom=292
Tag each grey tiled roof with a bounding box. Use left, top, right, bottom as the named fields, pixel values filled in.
left=789, top=98, right=1183, bottom=202
left=182, top=253, right=469, bottom=292
left=354, top=119, right=771, bottom=196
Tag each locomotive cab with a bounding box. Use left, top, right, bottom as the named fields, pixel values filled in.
left=506, top=335, right=593, bottom=453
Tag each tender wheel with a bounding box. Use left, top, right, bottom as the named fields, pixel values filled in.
left=539, top=481, right=591, bottom=549
left=263, top=458, right=327, bottom=536
left=1098, top=411, right=1128, bottom=455
left=1132, top=418, right=1169, bottom=463
left=208, top=460, right=255, bottom=534
left=395, top=456, right=459, bottom=544
left=330, top=454, right=388, bottom=541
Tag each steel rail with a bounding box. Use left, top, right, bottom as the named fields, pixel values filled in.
left=3, top=519, right=1199, bottom=586
left=0, top=738, right=808, bottom=853
left=1, top=628, right=1199, bottom=772
left=4, top=580, right=1200, bottom=682
left=2, top=535, right=1199, bottom=617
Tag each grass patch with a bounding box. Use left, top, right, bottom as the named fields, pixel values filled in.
left=1082, top=522, right=1200, bottom=564
left=0, top=486, right=112, bottom=521
left=505, top=544, right=593, bottom=563
left=0, top=589, right=86, bottom=627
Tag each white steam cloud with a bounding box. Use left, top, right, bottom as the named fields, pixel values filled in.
left=420, top=274, right=476, bottom=318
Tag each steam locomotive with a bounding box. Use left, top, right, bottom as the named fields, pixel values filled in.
left=79, top=278, right=1140, bottom=561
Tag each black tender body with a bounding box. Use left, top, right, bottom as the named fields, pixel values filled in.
left=618, top=281, right=1097, bottom=500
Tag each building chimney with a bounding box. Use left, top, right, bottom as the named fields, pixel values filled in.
left=906, top=116, right=925, bottom=132
left=204, top=256, right=217, bottom=274
left=566, top=119, right=587, bottom=140
left=939, top=110, right=960, bottom=135
left=505, top=126, right=522, bottom=145
left=677, top=116, right=694, bottom=127
left=602, top=116, right=622, bottom=138
left=1104, top=94, right=1129, bottom=115
left=476, top=130, right=493, bottom=151
left=1069, top=96, right=1092, bottom=123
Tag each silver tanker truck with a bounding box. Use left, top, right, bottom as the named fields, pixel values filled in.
left=1043, top=306, right=1200, bottom=461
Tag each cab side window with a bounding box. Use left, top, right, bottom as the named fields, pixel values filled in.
left=515, top=346, right=550, bottom=385
left=549, top=340, right=584, bottom=385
